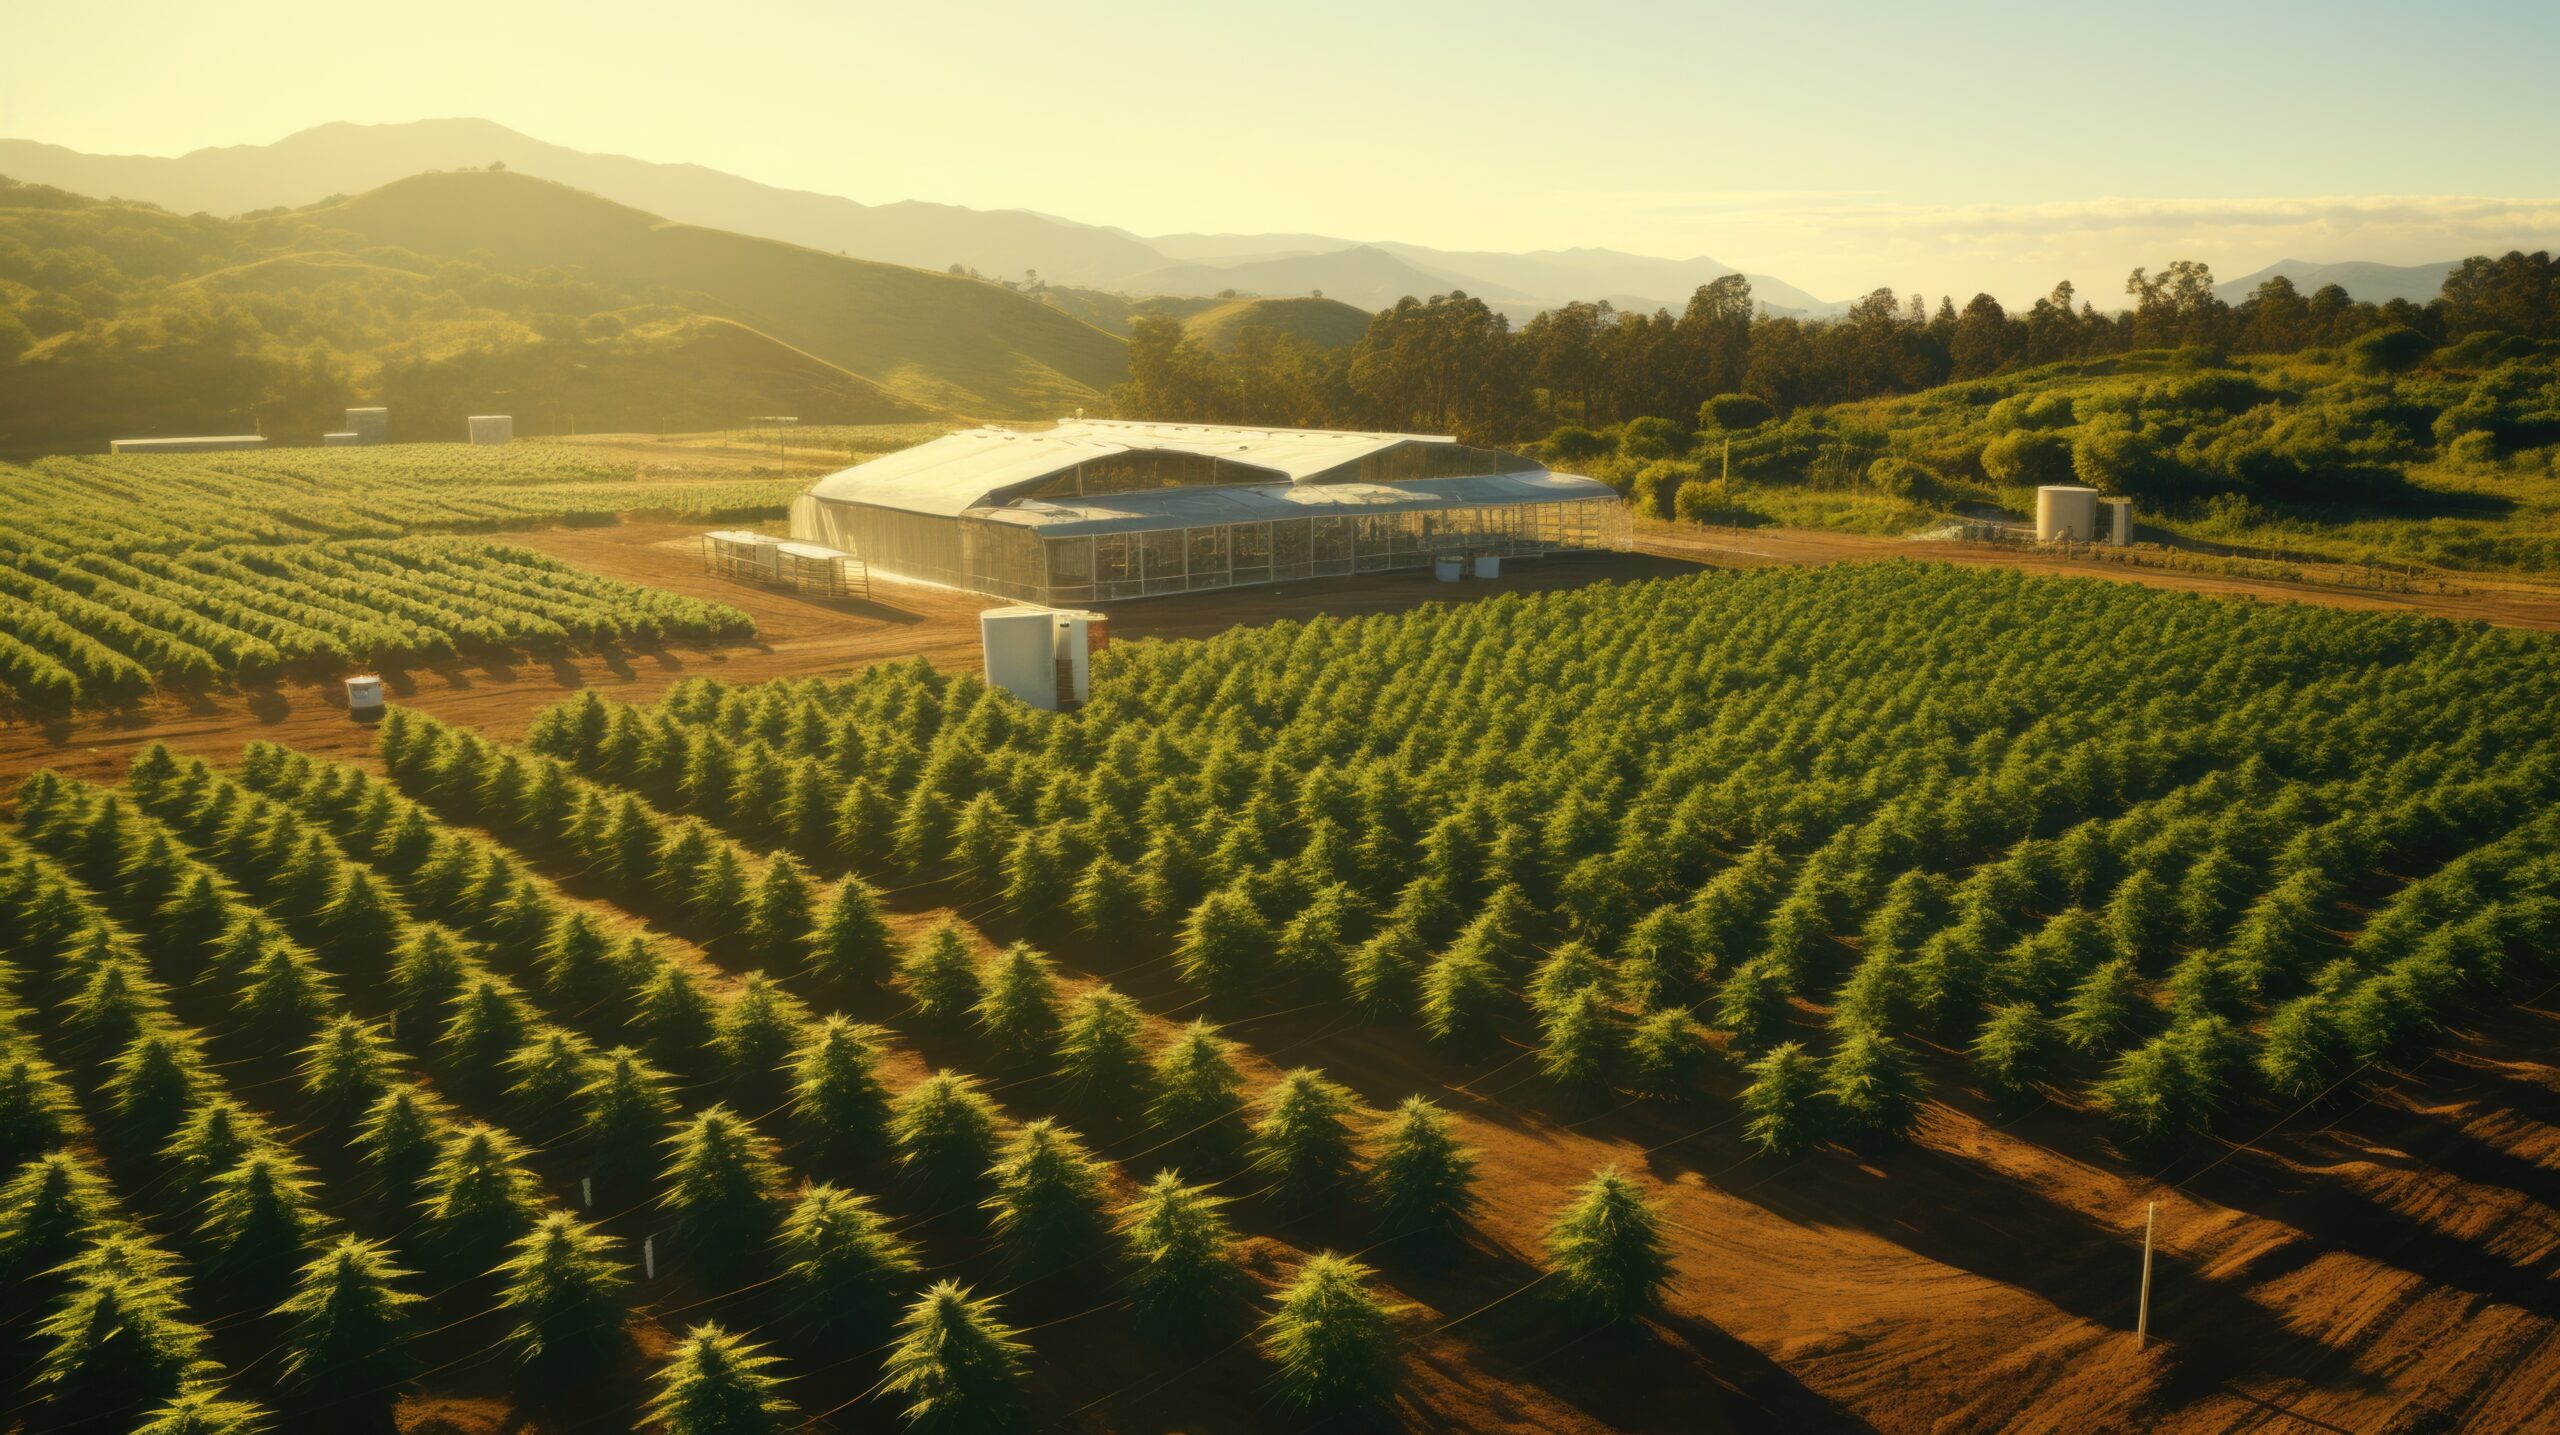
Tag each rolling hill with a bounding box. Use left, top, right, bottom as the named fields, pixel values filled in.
left=0, top=170, right=1134, bottom=452
left=1181, top=296, right=1374, bottom=351
left=0, top=119, right=1846, bottom=319
left=303, top=170, right=1128, bottom=415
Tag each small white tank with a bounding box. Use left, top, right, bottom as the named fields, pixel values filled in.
left=2035, top=485, right=2101, bottom=542
left=1473, top=554, right=1501, bottom=579
left=982, top=608, right=1061, bottom=710
left=467, top=415, right=514, bottom=446
left=345, top=674, right=385, bottom=717
left=2102, top=497, right=2135, bottom=546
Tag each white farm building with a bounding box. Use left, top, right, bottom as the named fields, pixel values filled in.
left=788, top=419, right=1630, bottom=605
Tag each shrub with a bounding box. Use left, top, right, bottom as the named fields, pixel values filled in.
left=1544, top=425, right=1614, bottom=464
left=1249, top=1069, right=1363, bottom=1212
left=891, top=1072, right=1001, bottom=1207
left=1148, top=1022, right=1247, bottom=1167
left=880, top=1282, right=1029, bottom=1434
left=1175, top=885, right=1271, bottom=998
left=1971, top=1002, right=2055, bottom=1098
left=984, top=1119, right=1109, bottom=1278
left=1120, top=1170, right=1245, bottom=1336
left=1740, top=1041, right=1823, bottom=1156
left=1624, top=1006, right=1707, bottom=1098
left=1866, top=456, right=1944, bottom=501
left=33, top=1274, right=208, bottom=1424
left=806, top=876, right=897, bottom=988
left=1715, top=958, right=1791, bottom=1051
left=274, top=1237, right=421, bottom=1411
left=1543, top=1167, right=1670, bottom=1324
left=787, top=1018, right=891, bottom=1173
left=1365, top=1096, right=1478, bottom=1242
left=1540, top=986, right=1621, bottom=1092
left=422, top=1124, right=544, bottom=1278
left=494, top=1213, right=629, bottom=1386
left=1980, top=429, right=2076, bottom=487
left=1628, top=460, right=1691, bottom=519
left=972, top=944, right=1062, bottom=1067
left=2058, top=958, right=2145, bottom=1054
left=1261, top=1254, right=1398, bottom=1413
left=1822, top=1031, right=1924, bottom=1141
left=661, top=1105, right=784, bottom=1273
left=778, top=1184, right=917, bottom=1344
left=900, top=920, right=982, bottom=1027
left=647, top=1323, right=796, bottom=1435
left=1056, top=987, right=1149, bottom=1115
left=1620, top=415, right=1690, bottom=459
left=1701, top=393, right=1775, bottom=431
left=2347, top=324, right=2434, bottom=375
left=1418, top=949, right=1506, bottom=1048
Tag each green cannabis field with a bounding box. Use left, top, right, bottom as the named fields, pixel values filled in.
left=9, top=561, right=2550, bottom=1427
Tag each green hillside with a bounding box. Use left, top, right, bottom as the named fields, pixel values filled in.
left=1039, top=286, right=1374, bottom=350
left=1183, top=295, right=1373, bottom=352
left=308, top=171, right=1128, bottom=417
left=0, top=170, right=1130, bottom=453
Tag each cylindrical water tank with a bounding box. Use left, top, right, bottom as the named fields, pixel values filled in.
left=981, top=608, right=1059, bottom=710
left=2035, top=485, right=2101, bottom=542
left=345, top=674, right=385, bottom=718
left=2103, top=497, right=2134, bottom=546
left=1473, top=554, right=1501, bottom=579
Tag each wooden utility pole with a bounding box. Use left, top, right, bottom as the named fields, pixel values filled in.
left=2137, top=1202, right=2158, bottom=1347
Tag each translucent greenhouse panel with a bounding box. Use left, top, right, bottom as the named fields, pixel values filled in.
left=1140, top=529, right=1187, bottom=596
left=1230, top=521, right=1272, bottom=586
left=1312, top=517, right=1353, bottom=576
left=1093, top=533, right=1141, bottom=602
left=1271, top=518, right=1311, bottom=580
left=1046, top=536, right=1095, bottom=606
left=1186, top=526, right=1230, bottom=591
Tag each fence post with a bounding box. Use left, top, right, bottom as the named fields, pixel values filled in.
left=2137, top=1202, right=2157, bottom=1347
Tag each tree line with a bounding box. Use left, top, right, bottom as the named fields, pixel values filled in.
left=1112, top=250, right=2560, bottom=441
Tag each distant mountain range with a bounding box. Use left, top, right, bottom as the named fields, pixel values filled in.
left=0, top=118, right=1847, bottom=323
left=2212, top=258, right=2462, bottom=307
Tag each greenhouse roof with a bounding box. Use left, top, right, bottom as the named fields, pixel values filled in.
left=803, top=419, right=1503, bottom=518
left=981, top=470, right=1619, bottom=537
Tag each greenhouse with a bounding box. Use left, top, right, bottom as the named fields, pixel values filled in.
left=787, top=419, right=1630, bottom=605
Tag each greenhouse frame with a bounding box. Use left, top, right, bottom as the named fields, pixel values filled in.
left=787, top=419, right=1631, bottom=605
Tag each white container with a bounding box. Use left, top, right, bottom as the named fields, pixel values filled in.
left=345, top=407, right=389, bottom=445
left=1434, top=556, right=1463, bottom=583
left=982, top=607, right=1061, bottom=710
left=2103, top=497, right=2134, bottom=547
left=322, top=431, right=362, bottom=447
left=467, top=415, right=514, bottom=446
left=345, top=674, right=385, bottom=715
left=2035, top=485, right=2101, bottom=542
left=1050, top=611, right=1104, bottom=708
left=1472, top=554, right=1501, bottom=579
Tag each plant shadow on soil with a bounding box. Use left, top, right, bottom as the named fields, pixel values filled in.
left=904, top=898, right=1864, bottom=1433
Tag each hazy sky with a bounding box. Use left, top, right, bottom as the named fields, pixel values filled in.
left=9, top=0, right=2560, bottom=302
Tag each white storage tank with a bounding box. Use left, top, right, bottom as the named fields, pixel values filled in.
left=2102, top=497, right=2135, bottom=547
left=345, top=674, right=385, bottom=718
left=2035, top=485, right=2101, bottom=542
left=345, top=407, right=389, bottom=445
left=1050, top=610, right=1107, bottom=709
left=1473, top=554, right=1501, bottom=579
left=1434, top=555, right=1463, bottom=582
left=322, top=431, right=362, bottom=447
left=982, top=607, right=1061, bottom=710
left=467, top=415, right=514, bottom=446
